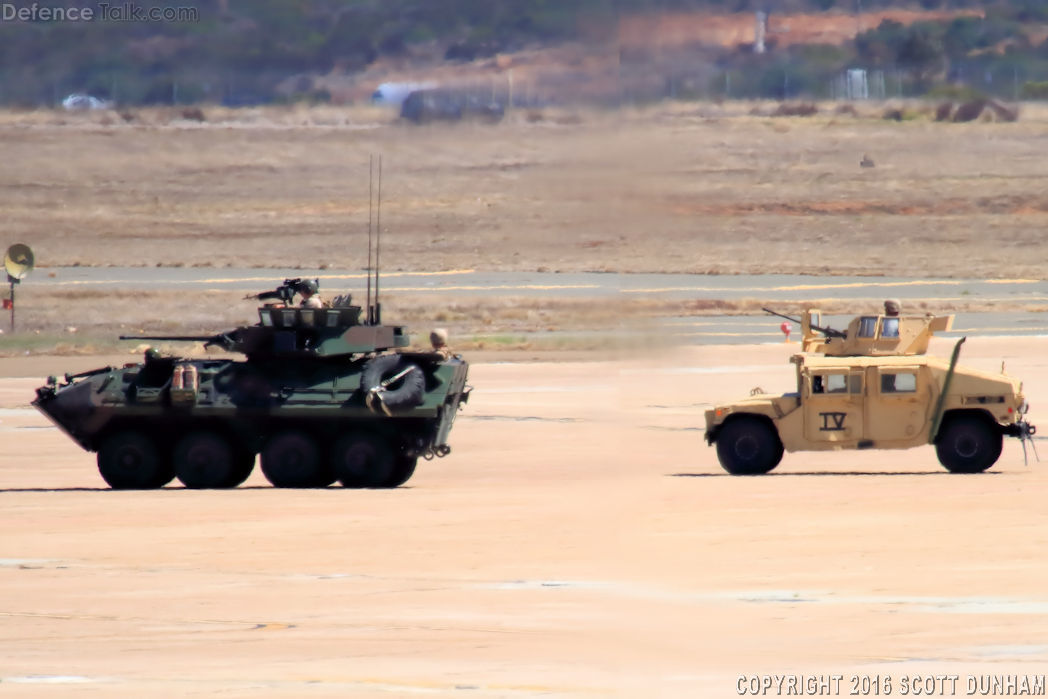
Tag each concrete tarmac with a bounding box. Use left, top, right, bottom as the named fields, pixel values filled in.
left=3, top=338, right=1048, bottom=695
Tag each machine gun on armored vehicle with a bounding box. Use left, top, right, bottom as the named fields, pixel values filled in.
left=704, top=308, right=1036, bottom=475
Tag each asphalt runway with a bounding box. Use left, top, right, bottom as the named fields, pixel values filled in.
left=35, top=267, right=1048, bottom=302
left=33, top=267, right=1048, bottom=343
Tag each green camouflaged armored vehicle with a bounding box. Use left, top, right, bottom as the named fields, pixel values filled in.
left=33, top=279, right=470, bottom=490
left=705, top=308, right=1035, bottom=475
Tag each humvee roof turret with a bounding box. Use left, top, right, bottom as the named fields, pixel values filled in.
left=797, top=308, right=953, bottom=356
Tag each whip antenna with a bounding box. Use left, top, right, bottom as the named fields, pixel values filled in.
left=375, top=154, right=382, bottom=325
left=366, top=154, right=373, bottom=324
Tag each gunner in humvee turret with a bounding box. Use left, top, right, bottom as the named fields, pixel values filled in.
left=882, top=299, right=901, bottom=337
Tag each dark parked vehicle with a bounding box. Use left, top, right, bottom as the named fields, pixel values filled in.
left=400, top=89, right=504, bottom=124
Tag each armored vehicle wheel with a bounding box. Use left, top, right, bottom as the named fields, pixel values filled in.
left=362, top=355, right=425, bottom=414
left=174, top=431, right=241, bottom=489
left=261, top=430, right=329, bottom=488
left=223, top=450, right=256, bottom=488
left=97, top=430, right=167, bottom=490
left=936, top=414, right=1002, bottom=473
left=331, top=433, right=395, bottom=488
left=715, top=418, right=784, bottom=475
left=146, top=462, right=177, bottom=489
left=384, top=454, right=418, bottom=488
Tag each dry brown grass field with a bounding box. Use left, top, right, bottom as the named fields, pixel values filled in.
left=1, top=101, right=1047, bottom=351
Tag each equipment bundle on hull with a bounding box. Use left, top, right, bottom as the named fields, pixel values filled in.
left=33, top=278, right=471, bottom=490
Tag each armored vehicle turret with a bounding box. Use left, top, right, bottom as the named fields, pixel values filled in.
left=32, top=278, right=471, bottom=490
left=705, top=308, right=1035, bottom=475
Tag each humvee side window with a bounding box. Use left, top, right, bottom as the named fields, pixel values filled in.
left=811, top=373, right=847, bottom=394
left=881, top=371, right=917, bottom=393
left=813, top=375, right=846, bottom=396
left=826, top=374, right=847, bottom=393
left=858, top=316, right=878, bottom=338
left=881, top=317, right=899, bottom=338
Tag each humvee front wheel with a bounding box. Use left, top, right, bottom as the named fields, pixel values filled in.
left=97, top=430, right=168, bottom=490
left=936, top=414, right=1002, bottom=473
left=715, top=418, right=784, bottom=475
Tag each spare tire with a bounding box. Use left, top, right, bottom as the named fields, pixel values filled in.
left=362, top=354, right=425, bottom=414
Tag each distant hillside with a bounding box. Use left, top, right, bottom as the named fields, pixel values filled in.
left=0, top=0, right=1046, bottom=106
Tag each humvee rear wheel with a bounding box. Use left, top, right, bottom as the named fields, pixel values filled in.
left=715, top=418, right=784, bottom=475
left=174, top=431, right=239, bottom=489
left=97, top=430, right=166, bottom=490
left=261, top=431, right=328, bottom=488
left=331, top=434, right=395, bottom=488
left=936, top=414, right=1002, bottom=473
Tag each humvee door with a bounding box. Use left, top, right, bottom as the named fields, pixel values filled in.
left=802, top=368, right=865, bottom=443
left=863, top=366, right=928, bottom=445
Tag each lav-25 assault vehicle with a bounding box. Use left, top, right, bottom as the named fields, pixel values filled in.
left=33, top=278, right=470, bottom=490
left=705, top=308, right=1035, bottom=475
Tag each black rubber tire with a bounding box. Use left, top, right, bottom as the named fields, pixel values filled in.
left=715, top=417, right=784, bottom=475
left=361, top=355, right=425, bottom=414
left=97, top=430, right=166, bottom=490
left=936, top=414, right=1002, bottom=473
left=260, top=430, right=328, bottom=488
left=384, top=454, right=418, bottom=488
left=223, top=450, right=256, bottom=488
left=331, top=433, right=396, bottom=488
left=174, top=431, right=239, bottom=489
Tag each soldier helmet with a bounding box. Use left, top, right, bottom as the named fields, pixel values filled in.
left=884, top=299, right=901, bottom=315
left=144, top=347, right=160, bottom=361
left=430, top=328, right=448, bottom=347
left=296, top=279, right=319, bottom=296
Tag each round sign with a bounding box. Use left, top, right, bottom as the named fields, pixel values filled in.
left=780, top=321, right=791, bottom=335
left=4, top=243, right=34, bottom=280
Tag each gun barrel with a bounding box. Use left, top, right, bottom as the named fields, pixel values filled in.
left=761, top=308, right=846, bottom=339
left=762, top=307, right=801, bottom=324
left=119, top=335, right=219, bottom=342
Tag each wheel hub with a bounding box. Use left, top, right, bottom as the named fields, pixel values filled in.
left=734, top=436, right=759, bottom=460
left=956, top=436, right=979, bottom=459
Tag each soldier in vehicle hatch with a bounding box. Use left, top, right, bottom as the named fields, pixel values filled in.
left=297, top=279, right=325, bottom=309
left=430, top=328, right=452, bottom=359
left=883, top=299, right=901, bottom=338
